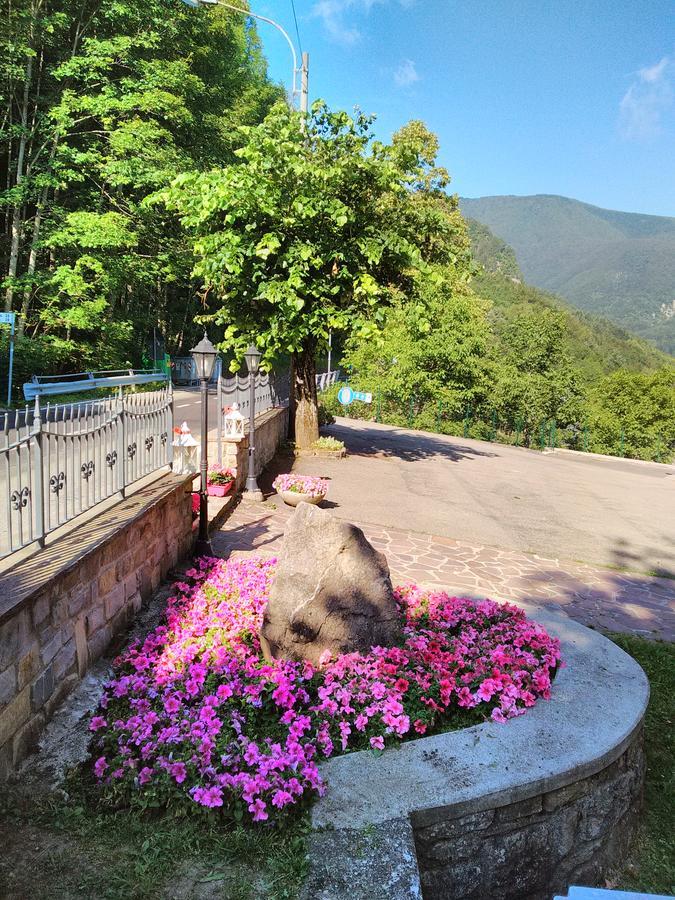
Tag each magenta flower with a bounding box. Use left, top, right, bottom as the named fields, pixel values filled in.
left=88, top=557, right=561, bottom=823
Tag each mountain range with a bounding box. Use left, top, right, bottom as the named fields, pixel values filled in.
left=459, top=194, right=675, bottom=354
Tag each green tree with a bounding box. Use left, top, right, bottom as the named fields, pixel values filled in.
left=163, top=101, right=434, bottom=446
left=0, top=0, right=279, bottom=392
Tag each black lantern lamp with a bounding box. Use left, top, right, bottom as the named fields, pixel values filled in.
left=190, top=331, right=218, bottom=555
left=244, top=343, right=263, bottom=499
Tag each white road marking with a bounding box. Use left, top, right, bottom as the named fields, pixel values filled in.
left=176, top=403, right=191, bottom=408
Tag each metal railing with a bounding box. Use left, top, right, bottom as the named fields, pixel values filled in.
left=316, top=370, right=340, bottom=392
left=23, top=368, right=168, bottom=401
left=0, top=385, right=173, bottom=560
left=216, top=370, right=289, bottom=465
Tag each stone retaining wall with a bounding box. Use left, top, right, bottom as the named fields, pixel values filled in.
left=414, top=730, right=645, bottom=899
left=211, top=405, right=288, bottom=493
left=0, top=474, right=194, bottom=779
left=302, top=602, right=650, bottom=900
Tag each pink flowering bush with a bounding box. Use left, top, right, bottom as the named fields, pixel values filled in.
left=90, top=557, right=561, bottom=823
left=207, top=464, right=234, bottom=486
left=272, top=474, right=328, bottom=498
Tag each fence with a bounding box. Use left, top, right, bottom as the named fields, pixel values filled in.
left=316, top=370, right=341, bottom=392
left=0, top=385, right=173, bottom=561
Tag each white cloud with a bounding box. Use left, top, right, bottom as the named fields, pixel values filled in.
left=393, top=58, right=419, bottom=88
left=312, top=0, right=414, bottom=45
left=619, top=56, right=673, bottom=141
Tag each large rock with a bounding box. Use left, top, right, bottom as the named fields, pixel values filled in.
left=260, top=504, right=402, bottom=665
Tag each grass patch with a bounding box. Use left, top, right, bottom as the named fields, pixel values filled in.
left=608, top=633, right=674, bottom=895
left=0, top=781, right=309, bottom=900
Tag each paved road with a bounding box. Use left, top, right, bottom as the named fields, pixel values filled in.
left=280, top=417, right=675, bottom=576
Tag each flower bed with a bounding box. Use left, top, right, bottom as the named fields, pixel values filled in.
left=272, top=473, right=329, bottom=498
left=89, top=557, right=561, bottom=823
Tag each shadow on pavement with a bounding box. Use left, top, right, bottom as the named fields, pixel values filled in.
left=324, top=421, right=497, bottom=463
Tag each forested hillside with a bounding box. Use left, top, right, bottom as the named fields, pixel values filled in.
left=460, top=194, right=675, bottom=354
left=327, top=215, right=675, bottom=462
left=0, top=0, right=280, bottom=391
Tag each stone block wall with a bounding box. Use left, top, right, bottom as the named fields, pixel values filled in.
left=213, top=405, right=288, bottom=492
left=413, top=732, right=645, bottom=900
left=0, top=474, right=194, bottom=779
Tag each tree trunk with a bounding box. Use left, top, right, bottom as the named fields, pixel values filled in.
left=292, top=338, right=319, bottom=448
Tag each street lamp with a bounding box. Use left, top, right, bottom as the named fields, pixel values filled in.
left=243, top=344, right=263, bottom=499
left=190, top=331, right=218, bottom=555
left=179, top=0, right=308, bottom=112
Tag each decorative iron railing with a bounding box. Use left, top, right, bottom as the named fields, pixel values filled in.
left=0, top=386, right=173, bottom=561
left=215, top=370, right=289, bottom=465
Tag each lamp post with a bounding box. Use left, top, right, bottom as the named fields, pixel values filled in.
left=179, top=0, right=308, bottom=112
left=243, top=343, right=263, bottom=500
left=190, top=331, right=218, bottom=556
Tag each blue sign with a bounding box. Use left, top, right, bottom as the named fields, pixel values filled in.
left=338, top=385, right=353, bottom=406
left=0, top=311, right=15, bottom=406
left=337, top=386, right=372, bottom=406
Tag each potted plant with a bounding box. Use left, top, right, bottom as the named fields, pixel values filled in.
left=272, top=473, right=329, bottom=507
left=207, top=464, right=235, bottom=497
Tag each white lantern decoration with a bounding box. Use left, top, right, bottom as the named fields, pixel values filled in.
left=172, top=421, right=199, bottom=474
left=223, top=403, right=245, bottom=441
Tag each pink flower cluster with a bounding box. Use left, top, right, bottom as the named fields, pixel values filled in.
left=207, top=464, right=234, bottom=486
left=90, top=557, right=561, bottom=823
left=272, top=473, right=329, bottom=498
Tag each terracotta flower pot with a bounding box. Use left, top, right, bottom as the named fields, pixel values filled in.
left=280, top=490, right=325, bottom=507
left=207, top=482, right=233, bottom=497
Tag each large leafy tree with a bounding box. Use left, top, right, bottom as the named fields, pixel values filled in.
left=163, top=102, right=461, bottom=446
left=0, top=0, right=279, bottom=387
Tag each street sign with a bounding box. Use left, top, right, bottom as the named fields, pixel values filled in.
left=337, top=385, right=372, bottom=406
left=338, top=385, right=353, bottom=406
left=0, top=311, right=16, bottom=406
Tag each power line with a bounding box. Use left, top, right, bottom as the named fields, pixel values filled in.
left=289, top=0, right=303, bottom=55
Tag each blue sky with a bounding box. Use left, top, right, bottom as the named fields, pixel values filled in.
left=252, top=1, right=674, bottom=216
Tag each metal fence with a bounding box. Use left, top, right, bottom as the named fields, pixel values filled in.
left=316, top=370, right=340, bottom=392
left=0, top=385, right=173, bottom=561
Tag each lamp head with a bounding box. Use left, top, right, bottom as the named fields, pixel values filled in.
left=190, top=331, right=218, bottom=381
left=244, top=344, right=262, bottom=376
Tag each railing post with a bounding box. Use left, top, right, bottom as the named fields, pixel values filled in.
left=31, top=396, right=45, bottom=547
left=168, top=380, right=174, bottom=469
left=216, top=373, right=222, bottom=465
left=118, top=386, right=126, bottom=497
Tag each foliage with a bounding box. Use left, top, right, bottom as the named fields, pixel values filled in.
left=161, top=104, right=473, bottom=445
left=460, top=195, right=675, bottom=354
left=0, top=0, right=280, bottom=399
left=311, top=436, right=344, bottom=451
left=206, top=464, right=234, bottom=486
left=465, top=217, right=522, bottom=279
left=585, top=368, right=675, bottom=461
left=608, top=634, right=674, bottom=895
left=90, top=556, right=560, bottom=823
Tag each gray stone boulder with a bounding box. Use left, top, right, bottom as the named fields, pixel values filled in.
left=260, top=504, right=402, bottom=666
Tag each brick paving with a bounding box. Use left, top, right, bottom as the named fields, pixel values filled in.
left=212, top=498, right=675, bottom=641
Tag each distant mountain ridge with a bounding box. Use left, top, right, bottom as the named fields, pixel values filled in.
left=459, top=194, right=675, bottom=354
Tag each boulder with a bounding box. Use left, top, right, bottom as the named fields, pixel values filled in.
left=260, top=504, right=402, bottom=665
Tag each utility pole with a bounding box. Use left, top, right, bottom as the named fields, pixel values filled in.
left=300, top=52, right=309, bottom=114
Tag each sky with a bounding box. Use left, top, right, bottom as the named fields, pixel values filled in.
left=251, top=0, right=675, bottom=217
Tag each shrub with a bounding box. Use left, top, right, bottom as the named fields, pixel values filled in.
left=311, top=436, right=344, bottom=451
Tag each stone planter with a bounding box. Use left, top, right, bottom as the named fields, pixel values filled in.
left=293, top=447, right=346, bottom=459
left=279, top=490, right=326, bottom=507
left=207, top=482, right=233, bottom=498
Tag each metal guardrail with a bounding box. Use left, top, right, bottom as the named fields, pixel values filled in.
left=316, top=370, right=340, bottom=391
left=23, top=368, right=168, bottom=401
left=0, top=385, right=173, bottom=560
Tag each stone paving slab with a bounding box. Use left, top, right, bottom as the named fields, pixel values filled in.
left=212, top=499, right=675, bottom=641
